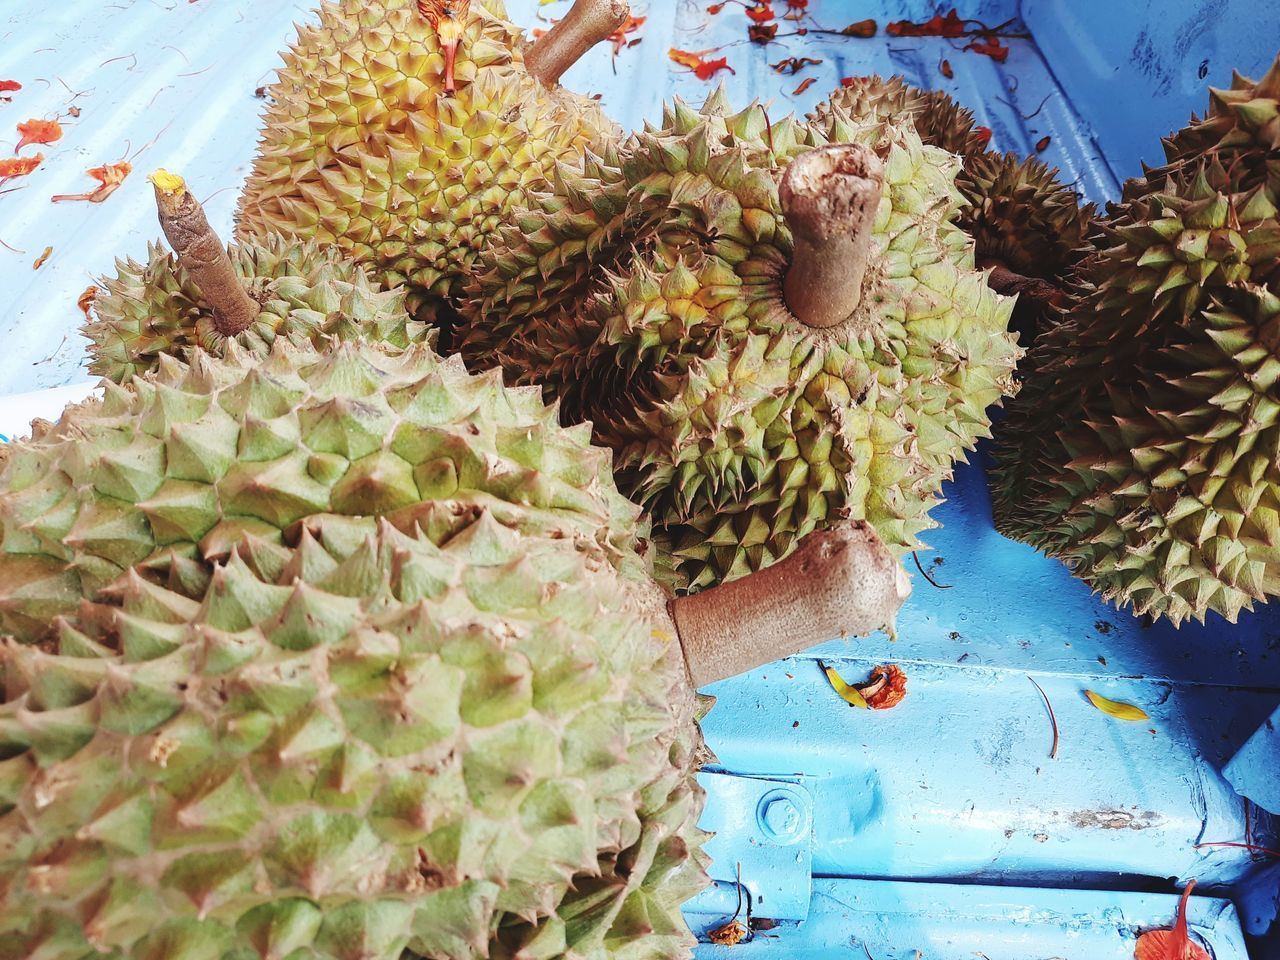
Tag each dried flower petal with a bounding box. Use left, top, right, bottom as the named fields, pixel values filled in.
left=78, top=285, right=98, bottom=320
left=608, top=15, right=644, bottom=54
left=0, top=153, right=42, bottom=184
left=746, top=3, right=774, bottom=23
left=669, top=49, right=736, bottom=80
left=51, top=161, right=132, bottom=204
left=965, top=37, right=1010, bottom=62
left=15, top=118, right=62, bottom=154
left=793, top=77, right=816, bottom=95
left=708, top=921, right=747, bottom=946
left=32, top=246, right=51, bottom=270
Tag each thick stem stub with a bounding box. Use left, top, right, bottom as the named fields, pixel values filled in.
left=151, top=170, right=257, bottom=338
left=781, top=144, right=884, bottom=329
left=983, top=262, right=1066, bottom=310
left=525, top=0, right=628, bottom=87
left=671, top=520, right=911, bottom=688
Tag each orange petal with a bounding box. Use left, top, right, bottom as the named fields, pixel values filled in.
left=15, top=118, right=62, bottom=154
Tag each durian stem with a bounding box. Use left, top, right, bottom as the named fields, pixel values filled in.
left=781, top=144, right=884, bottom=329
left=984, top=262, right=1066, bottom=310
left=671, top=520, right=910, bottom=687
left=150, top=170, right=257, bottom=338
left=524, top=0, right=628, bottom=86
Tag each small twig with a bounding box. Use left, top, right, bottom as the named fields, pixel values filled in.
left=1027, top=676, right=1059, bottom=760
left=731, top=861, right=743, bottom=923
left=863, top=945, right=875, bottom=960
left=1195, top=841, right=1280, bottom=859
left=912, top=551, right=953, bottom=589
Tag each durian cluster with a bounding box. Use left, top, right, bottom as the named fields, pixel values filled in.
left=990, top=57, right=1280, bottom=624
left=0, top=339, right=709, bottom=960
left=458, top=88, right=1023, bottom=589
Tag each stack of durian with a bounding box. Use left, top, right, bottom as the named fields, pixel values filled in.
left=6, top=0, right=1278, bottom=952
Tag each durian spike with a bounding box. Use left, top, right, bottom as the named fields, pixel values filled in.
left=780, top=144, right=884, bottom=329
left=671, top=519, right=910, bottom=687
left=524, top=0, right=629, bottom=87
left=150, top=169, right=258, bottom=337
left=984, top=263, right=1067, bottom=311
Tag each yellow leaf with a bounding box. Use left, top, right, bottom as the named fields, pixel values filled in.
left=820, top=661, right=869, bottom=709
left=1085, top=689, right=1150, bottom=721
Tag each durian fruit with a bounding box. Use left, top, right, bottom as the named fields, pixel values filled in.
left=989, top=56, right=1280, bottom=625
left=810, top=77, right=1095, bottom=338
left=807, top=74, right=989, bottom=159
left=0, top=337, right=911, bottom=960
left=463, top=94, right=1020, bottom=590
left=84, top=172, right=426, bottom=384
left=235, top=0, right=629, bottom=332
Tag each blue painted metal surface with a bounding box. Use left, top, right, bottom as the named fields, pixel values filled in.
left=1225, top=707, right=1280, bottom=816
left=689, top=878, right=1252, bottom=960
left=1, top=1, right=1278, bottom=957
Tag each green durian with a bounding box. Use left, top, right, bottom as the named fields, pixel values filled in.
left=82, top=171, right=428, bottom=384
left=807, top=74, right=989, bottom=158
left=235, top=0, right=626, bottom=331
left=462, top=93, right=1020, bottom=590
left=989, top=56, right=1280, bottom=625
left=0, top=337, right=909, bottom=960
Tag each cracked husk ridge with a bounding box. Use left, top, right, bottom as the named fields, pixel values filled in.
left=989, top=56, right=1280, bottom=625
left=462, top=91, right=1021, bottom=591
left=235, top=0, right=617, bottom=326
left=0, top=338, right=709, bottom=960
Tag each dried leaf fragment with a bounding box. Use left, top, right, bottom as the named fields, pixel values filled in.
left=748, top=23, right=778, bottom=43
left=32, top=245, right=51, bottom=270
left=1134, top=881, right=1210, bottom=960
left=940, top=58, right=954, bottom=78
left=15, top=118, right=62, bottom=153
left=770, top=56, right=822, bottom=75
left=1035, top=134, right=1051, bottom=152
left=793, top=77, right=816, bottom=95
left=0, top=153, right=42, bottom=184
left=841, top=19, right=877, bottom=38
left=1085, top=690, right=1149, bottom=721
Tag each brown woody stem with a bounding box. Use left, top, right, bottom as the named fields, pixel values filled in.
left=671, top=520, right=911, bottom=688
left=150, top=170, right=257, bottom=338
left=984, top=262, right=1066, bottom=309
left=781, top=144, right=884, bottom=329
left=524, top=0, right=628, bottom=86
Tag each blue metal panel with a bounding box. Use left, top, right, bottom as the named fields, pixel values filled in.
left=1225, top=707, right=1280, bottom=816
left=1021, top=0, right=1280, bottom=184
left=1, top=1, right=1277, bottom=955
left=690, top=878, right=1252, bottom=960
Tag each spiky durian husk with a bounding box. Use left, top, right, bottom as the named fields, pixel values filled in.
left=807, top=74, right=989, bottom=159
left=466, top=94, right=1019, bottom=590
left=82, top=235, right=425, bottom=384
left=235, top=0, right=615, bottom=324
left=1130, top=55, right=1280, bottom=200
left=990, top=157, right=1280, bottom=625
left=954, top=151, right=1095, bottom=279
left=0, top=339, right=708, bottom=960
